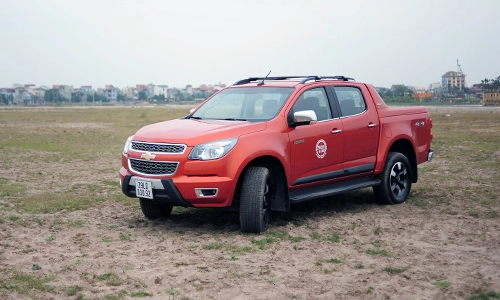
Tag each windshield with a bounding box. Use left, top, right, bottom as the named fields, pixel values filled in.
left=190, top=87, right=294, bottom=122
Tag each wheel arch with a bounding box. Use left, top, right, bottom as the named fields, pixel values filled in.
left=386, top=138, right=418, bottom=183
left=235, top=155, right=289, bottom=212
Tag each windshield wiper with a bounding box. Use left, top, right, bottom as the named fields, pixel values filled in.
left=186, top=115, right=202, bottom=120
left=223, top=118, right=247, bottom=121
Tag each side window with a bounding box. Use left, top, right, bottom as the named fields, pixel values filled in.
left=334, top=86, right=367, bottom=117
left=292, top=87, right=332, bottom=121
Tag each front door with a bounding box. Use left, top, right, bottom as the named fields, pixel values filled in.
left=288, top=87, right=344, bottom=186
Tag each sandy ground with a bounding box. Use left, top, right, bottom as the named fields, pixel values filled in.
left=1, top=194, right=499, bottom=300
left=0, top=105, right=499, bottom=299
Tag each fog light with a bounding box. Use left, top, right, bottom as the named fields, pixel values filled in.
left=194, top=188, right=218, bottom=197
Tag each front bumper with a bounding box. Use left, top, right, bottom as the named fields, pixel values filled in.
left=119, top=167, right=235, bottom=207
left=121, top=175, right=193, bottom=207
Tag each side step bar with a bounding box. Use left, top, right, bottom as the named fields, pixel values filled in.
left=289, top=177, right=381, bottom=203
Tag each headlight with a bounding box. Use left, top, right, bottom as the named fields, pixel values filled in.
left=123, top=135, right=133, bottom=154
left=188, top=138, right=238, bottom=160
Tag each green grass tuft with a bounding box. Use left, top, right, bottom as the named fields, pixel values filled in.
left=130, top=291, right=152, bottom=297
left=432, top=281, right=450, bottom=287
left=8, top=215, right=20, bottom=221
left=65, top=285, right=84, bottom=296
left=383, top=266, right=410, bottom=274
left=3, top=272, right=56, bottom=293
left=468, top=290, right=500, bottom=300
left=365, top=248, right=390, bottom=256
left=325, top=258, right=342, bottom=264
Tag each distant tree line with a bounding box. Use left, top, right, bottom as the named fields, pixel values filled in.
left=378, top=85, right=415, bottom=103
left=481, top=76, right=500, bottom=92
left=2, top=94, right=13, bottom=105
left=42, top=89, right=123, bottom=103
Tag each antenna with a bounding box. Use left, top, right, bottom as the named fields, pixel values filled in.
left=257, top=71, right=272, bottom=86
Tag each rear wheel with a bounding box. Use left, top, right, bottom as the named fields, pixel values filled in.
left=239, top=166, right=271, bottom=233
left=373, top=152, right=412, bottom=204
left=139, top=199, right=173, bottom=219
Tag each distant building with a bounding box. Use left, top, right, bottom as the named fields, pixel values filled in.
left=214, top=83, right=226, bottom=90
left=122, top=86, right=136, bottom=100
left=483, top=92, right=500, bottom=106
left=469, top=84, right=483, bottom=96
left=1, top=88, right=16, bottom=104
left=167, top=88, right=178, bottom=101
left=441, top=71, right=466, bottom=93
left=105, top=85, right=117, bottom=101
left=428, top=82, right=442, bottom=94
left=147, top=83, right=155, bottom=99
left=81, top=86, right=93, bottom=94
left=52, top=85, right=73, bottom=101
left=154, top=85, right=168, bottom=97
left=136, top=84, right=148, bottom=100
left=30, top=88, right=45, bottom=103
left=390, top=84, right=403, bottom=91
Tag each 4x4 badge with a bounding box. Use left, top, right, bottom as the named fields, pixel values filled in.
left=141, top=152, right=156, bottom=160
left=316, top=139, right=327, bottom=159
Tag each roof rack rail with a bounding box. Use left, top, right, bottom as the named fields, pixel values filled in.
left=233, top=76, right=355, bottom=85
left=299, top=76, right=355, bottom=84
left=233, top=76, right=307, bottom=85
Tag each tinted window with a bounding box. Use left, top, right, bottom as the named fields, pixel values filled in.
left=291, top=87, right=332, bottom=121
left=334, top=86, right=366, bottom=117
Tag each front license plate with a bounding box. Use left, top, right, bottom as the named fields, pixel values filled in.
left=136, top=180, right=153, bottom=199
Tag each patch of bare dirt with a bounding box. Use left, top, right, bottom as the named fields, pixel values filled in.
left=1, top=194, right=499, bottom=299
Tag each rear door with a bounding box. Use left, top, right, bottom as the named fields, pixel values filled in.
left=287, top=86, right=344, bottom=186
left=329, top=85, right=379, bottom=174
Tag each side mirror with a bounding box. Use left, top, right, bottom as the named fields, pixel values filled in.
left=288, top=110, right=318, bottom=128
left=189, top=108, right=196, bottom=114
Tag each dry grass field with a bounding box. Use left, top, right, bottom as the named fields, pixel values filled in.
left=0, top=105, right=499, bottom=300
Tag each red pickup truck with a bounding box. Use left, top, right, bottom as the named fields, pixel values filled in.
left=120, top=76, right=434, bottom=233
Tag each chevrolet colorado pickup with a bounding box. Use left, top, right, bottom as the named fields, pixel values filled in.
left=120, top=76, right=434, bottom=233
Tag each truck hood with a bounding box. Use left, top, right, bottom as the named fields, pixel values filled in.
left=132, top=118, right=267, bottom=146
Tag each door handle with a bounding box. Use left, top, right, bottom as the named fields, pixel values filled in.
left=331, top=129, right=342, bottom=134
left=368, top=123, right=377, bottom=128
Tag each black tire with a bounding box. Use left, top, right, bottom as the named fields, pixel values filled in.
left=373, top=152, right=412, bottom=204
left=239, top=166, right=271, bottom=233
left=139, top=199, right=173, bottom=219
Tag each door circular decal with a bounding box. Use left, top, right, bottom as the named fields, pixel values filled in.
left=316, top=139, right=327, bottom=159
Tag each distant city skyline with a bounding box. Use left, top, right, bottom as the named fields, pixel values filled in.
left=1, top=0, right=499, bottom=89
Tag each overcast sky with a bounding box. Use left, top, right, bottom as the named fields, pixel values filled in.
left=1, top=0, right=499, bottom=89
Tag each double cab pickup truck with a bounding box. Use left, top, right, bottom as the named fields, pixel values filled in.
left=120, top=76, right=434, bottom=233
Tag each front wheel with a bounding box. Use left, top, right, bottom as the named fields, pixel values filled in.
left=373, top=152, right=412, bottom=204
left=139, top=199, right=173, bottom=219
left=239, top=166, right=271, bottom=233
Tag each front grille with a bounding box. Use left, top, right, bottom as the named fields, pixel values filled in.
left=131, top=142, right=186, bottom=154
left=129, top=159, right=178, bottom=176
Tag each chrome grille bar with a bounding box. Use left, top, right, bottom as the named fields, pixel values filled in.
left=131, top=142, right=186, bottom=154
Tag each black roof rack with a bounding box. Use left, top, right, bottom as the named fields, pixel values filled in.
left=299, top=76, right=355, bottom=84
left=233, top=76, right=355, bottom=85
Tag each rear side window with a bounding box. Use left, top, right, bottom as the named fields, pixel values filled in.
left=333, top=86, right=366, bottom=117
left=291, top=87, right=332, bottom=121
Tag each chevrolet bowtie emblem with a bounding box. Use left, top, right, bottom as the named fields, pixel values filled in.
left=141, top=152, right=156, bottom=160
